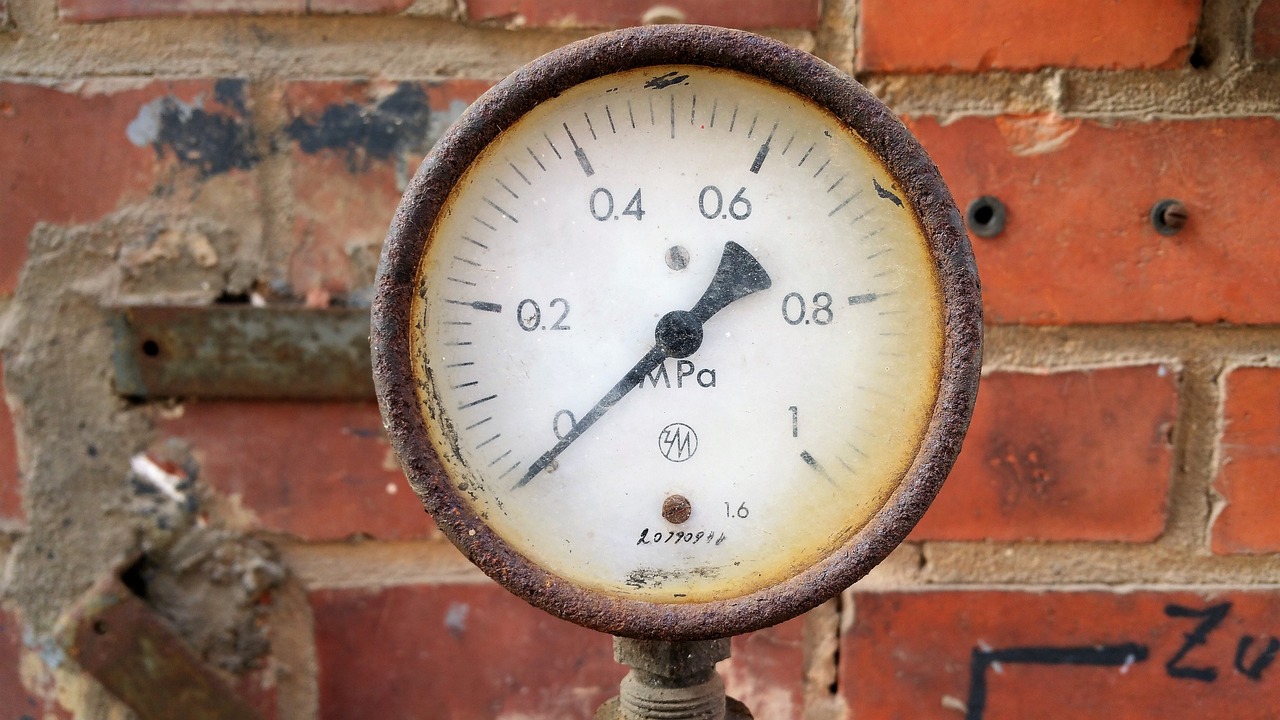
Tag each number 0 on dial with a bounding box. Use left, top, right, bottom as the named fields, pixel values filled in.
left=372, top=25, right=982, bottom=640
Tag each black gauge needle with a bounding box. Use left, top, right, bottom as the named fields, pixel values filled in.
left=513, top=241, right=772, bottom=489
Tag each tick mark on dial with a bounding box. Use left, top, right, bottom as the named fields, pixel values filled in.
left=605, top=105, right=617, bottom=134
left=847, top=293, right=880, bottom=305
left=508, top=162, right=530, bottom=185
left=446, top=299, right=503, bottom=313
left=563, top=123, right=595, bottom=177
left=526, top=147, right=546, bottom=171
left=584, top=111, right=597, bottom=139
left=459, top=394, right=497, bottom=410
left=827, top=175, right=846, bottom=193
left=800, top=450, right=837, bottom=485
left=495, top=178, right=519, bottom=199
left=484, top=198, right=518, bottom=223
left=828, top=191, right=862, bottom=217
left=798, top=144, right=815, bottom=166
left=749, top=121, right=778, bottom=174
left=543, top=132, right=562, bottom=159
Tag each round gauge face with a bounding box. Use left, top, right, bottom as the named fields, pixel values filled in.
left=373, top=26, right=981, bottom=639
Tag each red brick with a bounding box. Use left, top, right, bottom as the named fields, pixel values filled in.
left=858, top=0, right=1199, bottom=72
left=0, top=609, right=70, bottom=718
left=311, top=583, right=624, bottom=719
left=1257, top=0, right=1280, bottom=61
left=723, top=617, right=805, bottom=719
left=285, top=80, right=490, bottom=297
left=0, top=608, right=45, bottom=716
left=312, top=583, right=814, bottom=719
left=161, top=401, right=432, bottom=541
left=910, top=367, right=1176, bottom=542
left=59, top=0, right=303, bottom=22
left=908, top=116, right=1280, bottom=324
left=0, top=362, right=21, bottom=524
left=844, top=590, right=1280, bottom=719
left=309, top=0, right=411, bottom=13
left=466, top=0, right=819, bottom=30
left=1212, top=367, right=1280, bottom=554
left=0, top=79, right=256, bottom=296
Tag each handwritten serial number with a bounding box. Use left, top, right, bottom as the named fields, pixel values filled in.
left=636, top=528, right=727, bottom=546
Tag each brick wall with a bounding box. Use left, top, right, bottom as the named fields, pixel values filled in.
left=0, top=0, right=1278, bottom=718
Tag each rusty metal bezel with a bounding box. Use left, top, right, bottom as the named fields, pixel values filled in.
left=372, top=24, right=982, bottom=640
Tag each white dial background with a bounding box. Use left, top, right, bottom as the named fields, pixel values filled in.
left=412, top=66, right=943, bottom=603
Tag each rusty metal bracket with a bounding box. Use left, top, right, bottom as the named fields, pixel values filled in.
left=110, top=305, right=374, bottom=400
left=60, top=572, right=263, bottom=720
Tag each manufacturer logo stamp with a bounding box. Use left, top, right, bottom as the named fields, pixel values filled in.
left=658, top=422, right=698, bottom=462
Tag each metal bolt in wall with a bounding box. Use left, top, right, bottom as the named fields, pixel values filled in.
left=966, top=195, right=1007, bottom=238
left=1150, top=199, right=1188, bottom=235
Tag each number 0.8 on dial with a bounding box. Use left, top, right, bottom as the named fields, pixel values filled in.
left=375, top=26, right=980, bottom=638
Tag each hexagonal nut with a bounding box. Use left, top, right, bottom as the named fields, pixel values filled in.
left=613, top=638, right=731, bottom=679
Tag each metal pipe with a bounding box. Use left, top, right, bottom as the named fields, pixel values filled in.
left=596, top=637, right=753, bottom=720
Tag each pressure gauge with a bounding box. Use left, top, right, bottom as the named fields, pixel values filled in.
left=372, top=25, right=981, bottom=640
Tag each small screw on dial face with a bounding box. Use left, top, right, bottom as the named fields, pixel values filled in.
left=662, top=494, right=693, bottom=524
left=665, top=245, right=691, bottom=271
